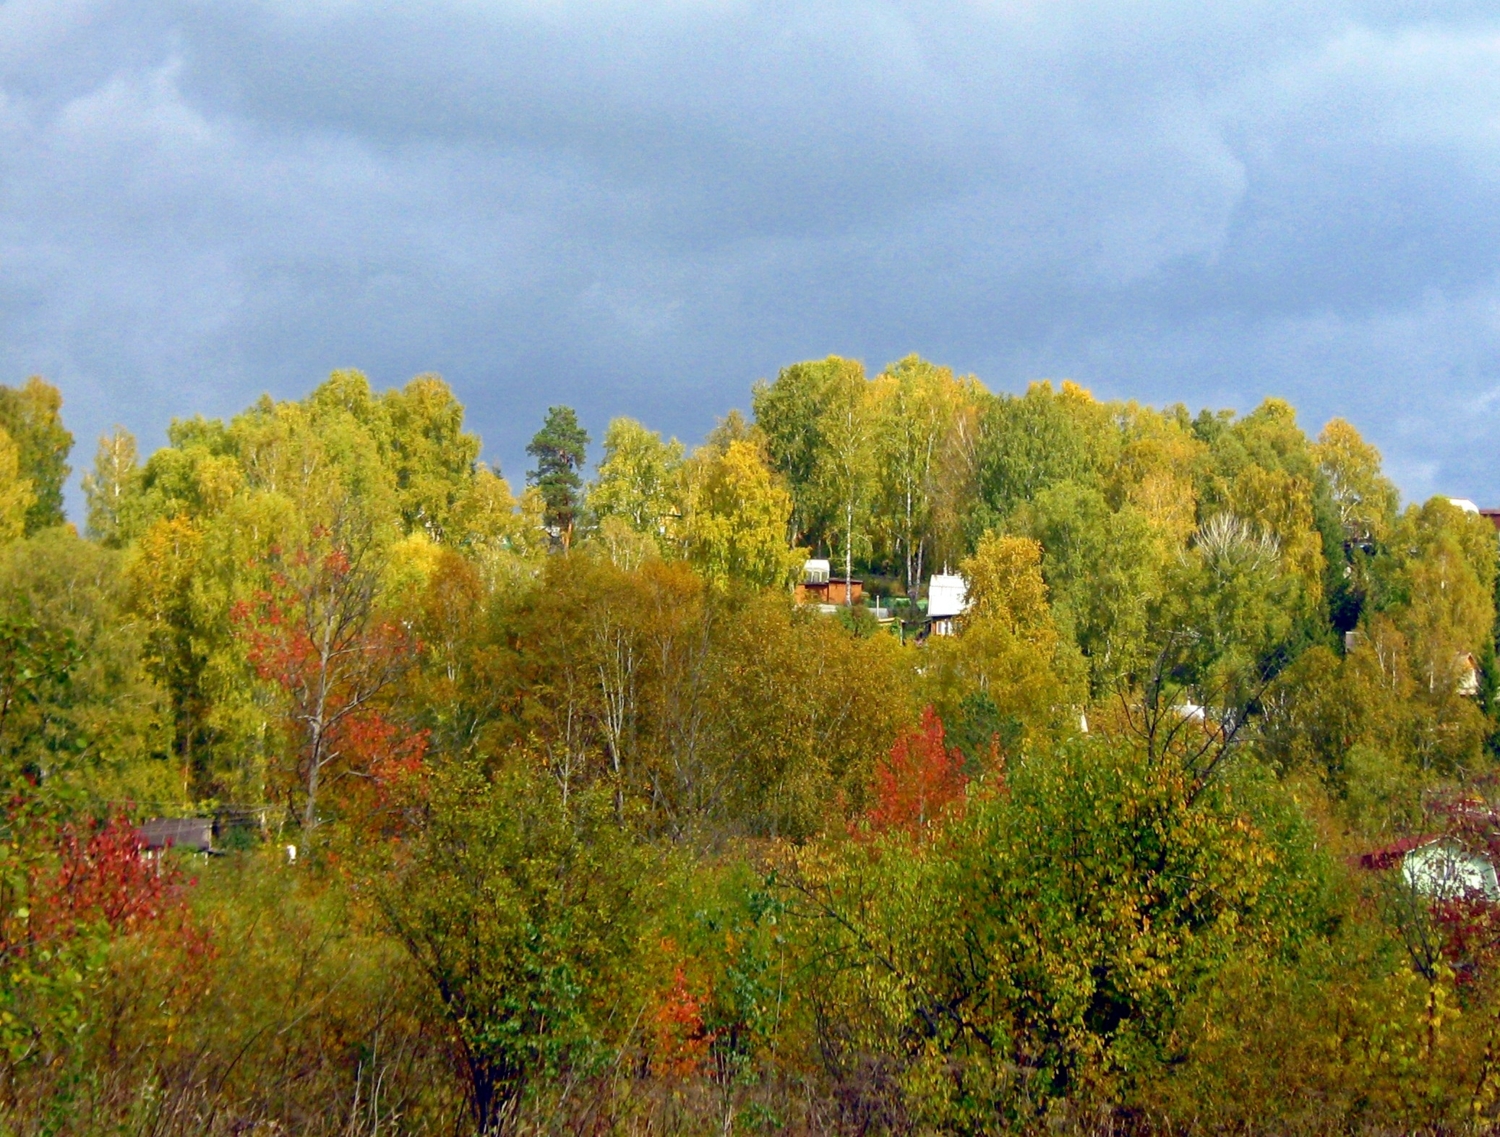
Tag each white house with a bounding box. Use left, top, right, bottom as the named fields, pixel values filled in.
left=1363, top=836, right=1500, bottom=901
left=926, top=573, right=969, bottom=638
left=1405, top=839, right=1500, bottom=900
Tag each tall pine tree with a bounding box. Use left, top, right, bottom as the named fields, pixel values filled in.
left=526, top=406, right=589, bottom=549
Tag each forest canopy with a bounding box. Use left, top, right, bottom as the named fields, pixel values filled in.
left=3, top=360, right=1500, bottom=1134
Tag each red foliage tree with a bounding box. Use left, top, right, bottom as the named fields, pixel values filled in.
left=649, top=952, right=715, bottom=1078
left=1427, top=793, right=1500, bottom=981
left=232, top=525, right=420, bottom=836
left=1375, top=789, right=1500, bottom=985
left=339, top=711, right=430, bottom=837
left=3, top=811, right=187, bottom=957
left=867, top=705, right=968, bottom=838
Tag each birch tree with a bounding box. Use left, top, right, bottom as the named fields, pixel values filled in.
left=813, top=359, right=876, bottom=601
left=235, top=516, right=416, bottom=837
left=82, top=427, right=141, bottom=547
left=872, top=356, right=965, bottom=594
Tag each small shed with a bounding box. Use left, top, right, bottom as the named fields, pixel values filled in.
left=137, top=817, right=215, bottom=854
left=795, top=559, right=863, bottom=606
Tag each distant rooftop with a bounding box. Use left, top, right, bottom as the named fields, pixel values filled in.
left=138, top=817, right=214, bottom=853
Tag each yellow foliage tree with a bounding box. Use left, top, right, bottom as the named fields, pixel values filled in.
left=921, top=533, right=1084, bottom=745
left=0, top=425, right=36, bottom=544
left=587, top=417, right=684, bottom=552
left=1110, top=405, right=1207, bottom=548
left=682, top=440, right=801, bottom=590
left=1230, top=464, right=1325, bottom=608
left=1315, top=417, right=1399, bottom=545
left=870, top=356, right=977, bottom=594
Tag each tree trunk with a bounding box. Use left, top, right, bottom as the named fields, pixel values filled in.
left=904, top=475, right=915, bottom=596
left=596, top=621, right=636, bottom=825
left=845, top=501, right=854, bottom=605
left=302, top=632, right=336, bottom=835
left=303, top=718, right=324, bottom=833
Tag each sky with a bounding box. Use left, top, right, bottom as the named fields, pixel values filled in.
left=5, top=1, right=1500, bottom=516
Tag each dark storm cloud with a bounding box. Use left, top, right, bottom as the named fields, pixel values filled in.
left=3, top=0, right=1500, bottom=507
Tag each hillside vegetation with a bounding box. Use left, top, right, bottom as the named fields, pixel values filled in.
left=3, top=360, right=1500, bottom=1133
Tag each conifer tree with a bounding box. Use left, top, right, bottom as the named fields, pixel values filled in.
left=526, top=406, right=589, bottom=549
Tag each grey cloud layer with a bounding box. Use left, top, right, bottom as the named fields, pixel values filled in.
left=3, top=0, right=1500, bottom=504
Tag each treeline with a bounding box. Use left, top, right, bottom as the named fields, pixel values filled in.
left=1, top=359, right=1499, bottom=1134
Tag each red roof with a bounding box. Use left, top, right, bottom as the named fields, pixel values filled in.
left=1356, top=835, right=1441, bottom=871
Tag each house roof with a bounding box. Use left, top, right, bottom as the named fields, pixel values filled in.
left=802, top=558, right=830, bottom=585
left=927, top=573, right=968, bottom=619
left=1356, top=834, right=1442, bottom=871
